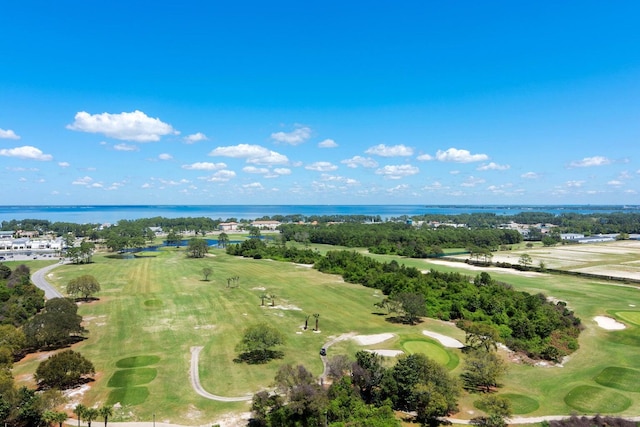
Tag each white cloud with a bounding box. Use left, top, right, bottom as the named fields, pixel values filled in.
left=366, top=144, right=414, bottom=157
left=66, top=110, right=177, bottom=142
left=423, top=181, right=445, bottom=191
left=72, top=176, right=93, bottom=185
left=113, top=143, right=139, bottom=152
left=205, top=170, right=236, bottom=182
left=569, top=156, right=611, bottom=168
left=318, top=138, right=338, bottom=148
left=387, top=184, right=409, bottom=194
left=417, top=154, right=433, bottom=161
left=58, top=162, right=70, bottom=168
left=320, top=174, right=359, bottom=185
left=477, top=162, right=510, bottom=171
left=0, top=128, right=20, bottom=139
left=243, top=166, right=270, bottom=174
left=305, top=161, right=338, bottom=172
left=0, top=146, right=53, bottom=161
left=341, top=156, right=378, bottom=168
left=243, top=182, right=264, bottom=190
left=607, top=180, right=623, bottom=186
left=7, top=167, right=38, bottom=172
left=158, top=153, right=173, bottom=160
left=184, top=132, right=208, bottom=143
left=521, top=172, right=540, bottom=179
left=566, top=180, right=585, bottom=188
left=273, top=168, right=291, bottom=175
left=436, top=148, right=488, bottom=163
left=375, top=164, right=419, bottom=179
left=182, top=162, right=227, bottom=171
left=209, top=144, right=288, bottom=165
left=461, top=176, right=486, bottom=187
left=271, top=125, right=311, bottom=145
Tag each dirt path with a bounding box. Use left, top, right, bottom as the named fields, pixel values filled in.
left=189, top=346, right=253, bottom=402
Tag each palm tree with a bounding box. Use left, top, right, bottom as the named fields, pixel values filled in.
left=313, top=313, right=320, bottom=331
left=304, top=315, right=310, bottom=330
left=99, top=405, right=113, bottom=427
left=84, top=408, right=99, bottom=427
left=218, top=232, right=230, bottom=248
left=74, top=404, right=87, bottom=427
left=260, top=293, right=269, bottom=306
left=270, top=293, right=276, bottom=307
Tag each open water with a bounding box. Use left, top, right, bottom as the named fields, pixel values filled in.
left=0, top=204, right=636, bottom=225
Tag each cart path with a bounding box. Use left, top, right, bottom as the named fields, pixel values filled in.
left=31, top=262, right=65, bottom=299
left=189, top=346, right=253, bottom=402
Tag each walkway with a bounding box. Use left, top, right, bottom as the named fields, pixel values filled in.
left=189, top=346, right=253, bottom=402
left=31, top=261, right=65, bottom=299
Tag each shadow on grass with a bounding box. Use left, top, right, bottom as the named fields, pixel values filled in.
left=234, top=350, right=285, bottom=364
left=384, top=316, right=424, bottom=325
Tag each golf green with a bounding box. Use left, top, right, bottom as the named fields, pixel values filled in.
left=564, top=385, right=632, bottom=413
left=401, top=340, right=450, bottom=366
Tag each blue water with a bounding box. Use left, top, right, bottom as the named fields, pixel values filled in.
left=0, top=205, right=637, bottom=224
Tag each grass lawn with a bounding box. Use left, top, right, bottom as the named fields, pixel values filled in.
left=12, top=240, right=640, bottom=424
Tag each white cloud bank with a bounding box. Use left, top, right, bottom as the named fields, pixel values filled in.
left=0, top=128, right=20, bottom=139
left=341, top=156, right=378, bottom=168
left=67, top=110, right=177, bottom=142
left=184, top=132, right=208, bottom=143
left=209, top=144, right=288, bottom=165
left=366, top=144, right=414, bottom=157
left=569, top=156, right=611, bottom=168
left=0, top=146, right=53, bottom=161
left=271, top=126, right=311, bottom=145
left=436, top=148, right=488, bottom=163
left=375, top=164, right=419, bottom=179
left=318, top=138, right=338, bottom=148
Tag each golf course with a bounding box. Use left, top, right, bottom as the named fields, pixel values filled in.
left=11, top=239, right=640, bottom=425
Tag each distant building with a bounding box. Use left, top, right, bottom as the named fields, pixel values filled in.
left=561, top=233, right=585, bottom=240
left=251, top=220, right=281, bottom=230
left=0, top=231, right=14, bottom=239
left=219, top=222, right=238, bottom=231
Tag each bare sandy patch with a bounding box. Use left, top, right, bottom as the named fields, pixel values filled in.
left=425, top=259, right=543, bottom=277
left=268, top=304, right=302, bottom=311
left=365, top=349, right=403, bottom=357
left=295, top=263, right=314, bottom=268
left=594, top=316, right=626, bottom=330
left=352, top=333, right=394, bottom=345
left=422, top=331, right=464, bottom=348
left=251, top=286, right=267, bottom=291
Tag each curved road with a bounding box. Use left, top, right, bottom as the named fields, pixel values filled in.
left=31, top=261, right=65, bottom=299
left=190, top=346, right=253, bottom=402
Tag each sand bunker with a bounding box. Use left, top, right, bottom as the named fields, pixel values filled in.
left=422, top=330, right=465, bottom=348
left=365, top=349, right=404, bottom=357
left=594, top=316, right=626, bottom=330
left=352, top=333, right=394, bottom=345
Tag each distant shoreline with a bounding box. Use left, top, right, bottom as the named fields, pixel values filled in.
left=0, top=204, right=637, bottom=225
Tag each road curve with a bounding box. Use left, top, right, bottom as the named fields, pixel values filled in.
left=31, top=262, right=65, bottom=299
left=189, top=346, right=253, bottom=402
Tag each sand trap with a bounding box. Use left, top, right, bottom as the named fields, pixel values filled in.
left=594, top=316, right=626, bottom=330
left=365, top=349, right=404, bottom=357
left=352, top=333, right=394, bottom=345
left=422, top=330, right=465, bottom=348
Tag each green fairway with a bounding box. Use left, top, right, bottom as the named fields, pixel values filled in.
left=12, top=240, right=640, bottom=424
left=595, top=367, right=640, bottom=392
left=401, top=340, right=451, bottom=367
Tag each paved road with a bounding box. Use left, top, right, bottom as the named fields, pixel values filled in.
left=31, top=261, right=65, bottom=299
left=189, top=346, right=253, bottom=402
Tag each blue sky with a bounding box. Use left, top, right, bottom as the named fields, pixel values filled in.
left=1, top=1, right=639, bottom=205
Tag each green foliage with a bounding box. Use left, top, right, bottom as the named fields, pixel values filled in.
left=462, top=349, right=507, bottom=392
left=202, top=266, right=213, bottom=280
left=67, top=274, right=101, bottom=300
left=35, top=350, right=95, bottom=389
left=186, top=238, right=209, bottom=258
left=236, top=323, right=286, bottom=363
left=23, top=297, right=85, bottom=350
left=0, top=264, right=44, bottom=327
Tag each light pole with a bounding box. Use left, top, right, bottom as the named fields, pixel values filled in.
left=153, top=413, right=155, bottom=427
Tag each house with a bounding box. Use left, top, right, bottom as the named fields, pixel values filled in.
left=251, top=220, right=281, bottom=231
left=219, top=222, right=238, bottom=231
left=561, top=233, right=585, bottom=241
left=0, top=231, right=14, bottom=239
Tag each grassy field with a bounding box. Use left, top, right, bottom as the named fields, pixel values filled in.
left=11, top=240, right=640, bottom=424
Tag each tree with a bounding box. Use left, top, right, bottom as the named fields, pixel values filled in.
left=217, top=232, right=230, bottom=248
left=313, top=313, right=320, bottom=331
left=270, top=293, right=276, bottom=307
left=518, top=253, right=532, bottom=268
left=187, top=238, right=209, bottom=258
left=260, top=293, right=269, bottom=306
left=202, top=267, right=213, bottom=281
left=165, top=230, right=182, bottom=246
left=43, top=410, right=68, bottom=427
left=236, top=323, right=286, bottom=363
left=83, top=407, right=99, bottom=427
left=35, top=350, right=95, bottom=389
left=471, top=395, right=512, bottom=427
left=247, top=226, right=261, bottom=239
left=73, top=404, right=86, bottom=427
left=461, top=322, right=500, bottom=352
left=67, top=274, right=101, bottom=300
left=461, top=349, right=507, bottom=393
left=98, top=405, right=113, bottom=427
left=23, top=298, right=85, bottom=349
left=393, top=292, right=427, bottom=324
